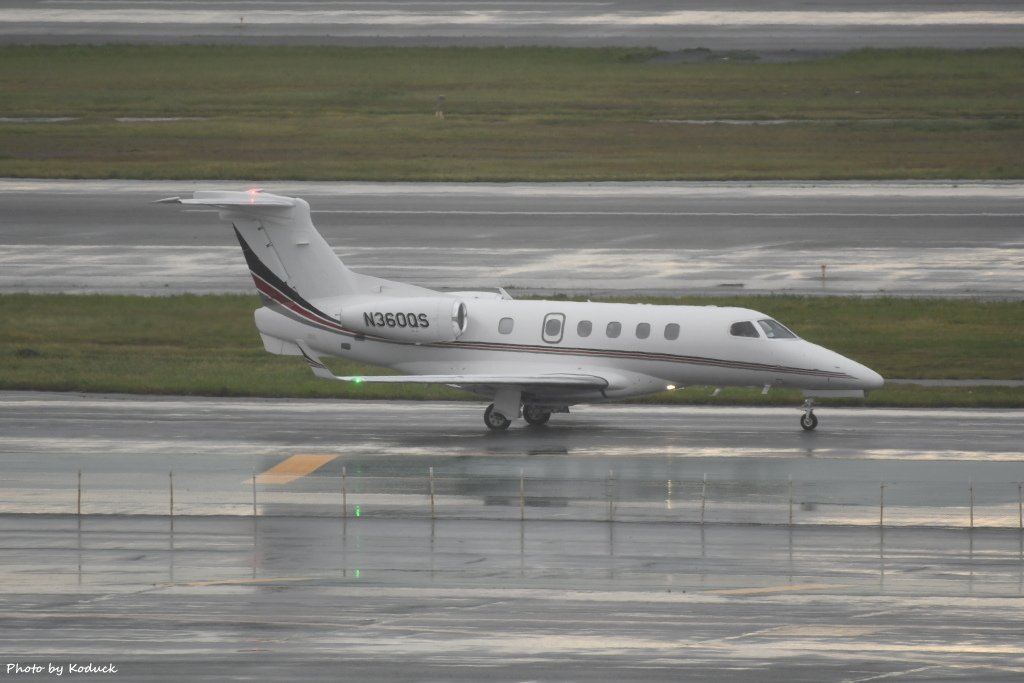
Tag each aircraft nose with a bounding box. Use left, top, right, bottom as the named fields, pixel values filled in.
left=814, top=343, right=884, bottom=393
left=847, top=360, right=884, bottom=392
left=861, top=366, right=885, bottom=391
left=792, top=342, right=884, bottom=394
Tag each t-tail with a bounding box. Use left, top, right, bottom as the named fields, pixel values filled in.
left=157, top=188, right=438, bottom=298
left=156, top=188, right=444, bottom=356
left=157, top=189, right=356, bottom=301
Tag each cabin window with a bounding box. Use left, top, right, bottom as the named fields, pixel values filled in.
left=664, top=323, right=680, bottom=340
left=758, top=319, right=798, bottom=339
left=606, top=321, right=622, bottom=338
left=730, top=321, right=760, bottom=338
left=498, top=317, right=514, bottom=334
left=636, top=322, right=650, bottom=339
left=577, top=320, right=593, bottom=337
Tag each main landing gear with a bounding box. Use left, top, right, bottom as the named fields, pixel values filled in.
left=486, top=400, right=822, bottom=431
left=800, top=398, right=819, bottom=431
left=483, top=403, right=512, bottom=431
left=522, top=404, right=552, bottom=426
left=483, top=403, right=554, bottom=430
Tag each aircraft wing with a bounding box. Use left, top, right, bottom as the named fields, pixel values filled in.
left=328, top=373, right=608, bottom=388
left=296, top=341, right=609, bottom=390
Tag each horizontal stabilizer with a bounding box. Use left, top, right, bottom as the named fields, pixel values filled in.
left=160, top=188, right=364, bottom=301
left=154, top=189, right=295, bottom=209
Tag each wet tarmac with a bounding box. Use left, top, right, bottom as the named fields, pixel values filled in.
left=2, top=179, right=1022, bottom=298
left=2, top=392, right=1023, bottom=524
left=3, top=0, right=1024, bottom=50
left=2, top=517, right=1024, bottom=682
left=1, top=392, right=1023, bottom=680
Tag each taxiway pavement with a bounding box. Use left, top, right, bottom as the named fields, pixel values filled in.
left=3, top=0, right=1024, bottom=50
left=2, top=391, right=1023, bottom=524
left=1, top=392, right=1023, bottom=681
left=2, top=179, right=1022, bottom=298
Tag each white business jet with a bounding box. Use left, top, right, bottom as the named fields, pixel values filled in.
left=160, top=189, right=883, bottom=431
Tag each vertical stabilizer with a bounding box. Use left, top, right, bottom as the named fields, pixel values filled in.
left=159, top=189, right=356, bottom=300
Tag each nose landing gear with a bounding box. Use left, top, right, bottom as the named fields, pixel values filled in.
left=800, top=398, right=818, bottom=431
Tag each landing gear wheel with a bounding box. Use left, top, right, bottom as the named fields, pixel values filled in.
left=484, top=403, right=511, bottom=431
left=522, top=404, right=552, bottom=426
left=800, top=411, right=819, bottom=431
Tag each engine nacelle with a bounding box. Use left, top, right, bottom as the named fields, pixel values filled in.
left=338, top=297, right=468, bottom=344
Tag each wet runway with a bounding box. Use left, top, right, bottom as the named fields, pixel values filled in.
left=1, top=392, right=1024, bottom=680
left=2, top=179, right=1022, bottom=298
left=3, top=0, right=1024, bottom=50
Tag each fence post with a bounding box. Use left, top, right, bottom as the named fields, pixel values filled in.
left=1018, top=482, right=1022, bottom=531
left=519, top=468, right=525, bottom=522
left=969, top=479, right=974, bottom=530
left=169, top=471, right=174, bottom=523
left=788, top=475, right=794, bottom=526
left=429, top=467, right=436, bottom=520
left=251, top=468, right=257, bottom=519
left=700, top=473, right=707, bottom=526
left=341, top=465, right=348, bottom=519
left=607, top=469, right=615, bottom=522
left=879, top=482, right=885, bottom=528
left=77, top=470, right=82, bottom=522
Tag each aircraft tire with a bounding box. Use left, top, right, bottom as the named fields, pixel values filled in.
left=800, top=412, right=819, bottom=431
left=522, top=404, right=552, bottom=426
left=484, top=403, right=512, bottom=431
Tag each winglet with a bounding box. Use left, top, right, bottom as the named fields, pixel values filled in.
left=295, top=340, right=339, bottom=381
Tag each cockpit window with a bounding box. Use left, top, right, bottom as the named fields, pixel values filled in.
left=729, top=321, right=760, bottom=338
left=758, top=319, right=798, bottom=339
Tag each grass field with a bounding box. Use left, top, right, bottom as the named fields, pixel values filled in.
left=2, top=294, right=1021, bottom=407
left=1, top=46, right=1022, bottom=180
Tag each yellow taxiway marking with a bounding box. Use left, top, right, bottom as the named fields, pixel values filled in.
left=253, top=453, right=339, bottom=485
left=707, top=583, right=849, bottom=596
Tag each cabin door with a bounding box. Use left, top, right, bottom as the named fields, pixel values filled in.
left=541, top=312, right=565, bottom=344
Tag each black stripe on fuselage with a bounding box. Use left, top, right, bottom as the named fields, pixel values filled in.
left=232, top=225, right=352, bottom=335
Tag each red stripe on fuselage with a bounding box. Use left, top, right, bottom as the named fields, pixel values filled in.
left=250, top=272, right=352, bottom=335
